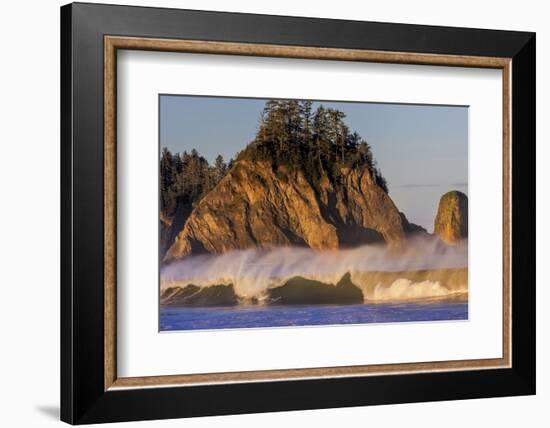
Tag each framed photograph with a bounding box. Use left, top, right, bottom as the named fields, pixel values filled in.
left=61, top=2, right=535, bottom=424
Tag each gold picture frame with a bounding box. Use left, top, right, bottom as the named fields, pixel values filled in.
left=103, top=35, right=512, bottom=391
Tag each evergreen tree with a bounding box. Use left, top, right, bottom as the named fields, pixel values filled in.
left=160, top=149, right=232, bottom=218
left=236, top=99, right=388, bottom=193
left=160, top=147, right=177, bottom=214
left=214, top=155, right=227, bottom=182
left=160, top=98, right=390, bottom=220
left=312, top=105, right=330, bottom=170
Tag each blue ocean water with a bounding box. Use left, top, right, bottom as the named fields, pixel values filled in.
left=160, top=302, right=468, bottom=331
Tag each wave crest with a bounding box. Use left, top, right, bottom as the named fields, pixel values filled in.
left=161, top=237, right=468, bottom=299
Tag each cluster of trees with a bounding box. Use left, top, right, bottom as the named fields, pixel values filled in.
left=160, top=148, right=230, bottom=216
left=238, top=99, right=388, bottom=193
left=160, top=99, right=388, bottom=216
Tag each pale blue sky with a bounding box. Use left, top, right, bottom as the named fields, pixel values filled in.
left=160, top=95, right=468, bottom=231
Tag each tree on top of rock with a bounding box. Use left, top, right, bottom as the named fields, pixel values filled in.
left=239, top=99, right=389, bottom=193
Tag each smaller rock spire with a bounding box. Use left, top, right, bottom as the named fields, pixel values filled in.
left=433, top=191, right=468, bottom=244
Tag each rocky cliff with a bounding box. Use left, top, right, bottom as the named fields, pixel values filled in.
left=163, top=160, right=420, bottom=262
left=433, top=191, right=468, bottom=244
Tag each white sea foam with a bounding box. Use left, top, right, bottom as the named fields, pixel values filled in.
left=370, top=279, right=449, bottom=301
left=160, top=237, right=468, bottom=299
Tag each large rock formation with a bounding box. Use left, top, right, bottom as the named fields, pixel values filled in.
left=160, top=202, right=193, bottom=256
left=433, top=191, right=468, bottom=244
left=164, top=160, right=417, bottom=262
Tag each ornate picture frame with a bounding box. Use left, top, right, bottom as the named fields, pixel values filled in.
left=61, top=3, right=535, bottom=424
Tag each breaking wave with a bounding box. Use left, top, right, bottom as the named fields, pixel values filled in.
left=370, top=279, right=454, bottom=301
left=161, top=236, right=468, bottom=300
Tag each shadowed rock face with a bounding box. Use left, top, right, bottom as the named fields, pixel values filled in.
left=433, top=191, right=468, bottom=244
left=164, top=160, right=414, bottom=262
left=160, top=203, right=194, bottom=257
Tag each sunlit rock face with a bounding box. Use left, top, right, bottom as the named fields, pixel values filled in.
left=164, top=159, right=418, bottom=262
left=433, top=191, right=468, bottom=244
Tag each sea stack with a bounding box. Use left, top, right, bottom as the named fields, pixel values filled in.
left=163, top=159, right=411, bottom=262
left=433, top=191, right=468, bottom=244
